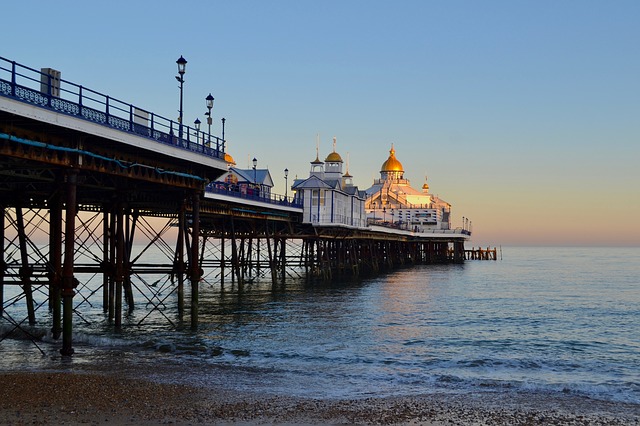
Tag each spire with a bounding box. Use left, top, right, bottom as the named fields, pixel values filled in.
left=315, top=134, right=321, bottom=162
left=343, top=152, right=352, bottom=177
left=311, top=133, right=322, bottom=164
left=333, top=136, right=337, bottom=152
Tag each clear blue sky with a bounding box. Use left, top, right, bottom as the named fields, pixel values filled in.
left=3, top=1, right=639, bottom=246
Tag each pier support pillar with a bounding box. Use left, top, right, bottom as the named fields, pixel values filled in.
left=190, top=191, right=201, bottom=330
left=0, top=204, right=4, bottom=317
left=61, top=170, right=78, bottom=356
left=102, top=204, right=111, bottom=314
left=16, top=204, right=35, bottom=325
left=176, top=201, right=186, bottom=317
left=49, top=188, right=63, bottom=339
left=114, top=200, right=125, bottom=331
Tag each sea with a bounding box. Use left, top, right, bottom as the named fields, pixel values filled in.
left=1, top=246, right=639, bottom=406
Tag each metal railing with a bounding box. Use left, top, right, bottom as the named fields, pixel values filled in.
left=206, top=182, right=303, bottom=209
left=0, top=56, right=225, bottom=160
left=366, top=218, right=471, bottom=235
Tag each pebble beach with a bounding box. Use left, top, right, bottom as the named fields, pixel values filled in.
left=1, top=372, right=638, bottom=425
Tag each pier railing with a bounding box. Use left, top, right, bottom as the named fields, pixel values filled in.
left=206, top=182, right=303, bottom=209
left=0, top=56, right=225, bottom=160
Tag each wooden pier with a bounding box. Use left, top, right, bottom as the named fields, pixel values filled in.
left=464, top=247, right=499, bottom=260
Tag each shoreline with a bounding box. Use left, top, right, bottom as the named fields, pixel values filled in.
left=1, top=372, right=638, bottom=425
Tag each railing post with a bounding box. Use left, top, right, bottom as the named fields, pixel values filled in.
left=11, top=61, right=16, bottom=96
left=46, top=72, right=52, bottom=107
left=105, top=96, right=110, bottom=120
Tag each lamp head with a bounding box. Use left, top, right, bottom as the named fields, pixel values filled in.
left=176, top=55, right=187, bottom=75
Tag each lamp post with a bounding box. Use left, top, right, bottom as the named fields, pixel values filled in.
left=383, top=207, right=386, bottom=223
left=284, top=168, right=289, bottom=200
left=205, top=93, right=214, bottom=147
left=175, top=55, right=187, bottom=140
left=194, top=118, right=201, bottom=144
left=252, top=157, right=257, bottom=197
left=220, top=117, right=226, bottom=153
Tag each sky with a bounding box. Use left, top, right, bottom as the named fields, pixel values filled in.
left=2, top=1, right=639, bottom=247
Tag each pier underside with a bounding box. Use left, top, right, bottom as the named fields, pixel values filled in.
left=0, top=116, right=466, bottom=356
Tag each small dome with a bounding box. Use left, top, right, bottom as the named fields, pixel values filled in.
left=224, top=152, right=236, bottom=165
left=422, top=183, right=430, bottom=190
left=380, top=145, right=404, bottom=172
left=325, top=151, right=343, bottom=163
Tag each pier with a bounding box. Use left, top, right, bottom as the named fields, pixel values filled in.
left=1, top=57, right=472, bottom=355
left=465, top=247, right=499, bottom=261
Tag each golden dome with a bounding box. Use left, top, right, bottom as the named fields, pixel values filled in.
left=224, top=152, right=236, bottom=165
left=422, top=183, right=430, bottom=190
left=325, top=151, right=343, bottom=163
left=380, top=145, right=404, bottom=172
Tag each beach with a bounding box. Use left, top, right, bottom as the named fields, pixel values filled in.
left=2, top=248, right=639, bottom=425
left=1, top=372, right=638, bottom=425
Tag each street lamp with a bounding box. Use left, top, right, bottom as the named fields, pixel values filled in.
left=205, top=93, right=214, bottom=147
left=194, top=118, right=201, bottom=144
left=220, top=117, right=226, bottom=153
left=284, top=168, right=289, bottom=199
left=383, top=207, right=386, bottom=223
left=175, top=55, right=187, bottom=140
left=252, top=157, right=258, bottom=196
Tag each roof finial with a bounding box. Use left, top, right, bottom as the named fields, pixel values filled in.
left=315, top=133, right=320, bottom=162
left=333, top=136, right=337, bottom=153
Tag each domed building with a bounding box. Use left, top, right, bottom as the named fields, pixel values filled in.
left=379, top=145, right=404, bottom=181
left=292, top=137, right=367, bottom=228
left=365, top=144, right=452, bottom=231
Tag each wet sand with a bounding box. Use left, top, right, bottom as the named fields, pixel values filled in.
left=1, top=372, right=638, bottom=425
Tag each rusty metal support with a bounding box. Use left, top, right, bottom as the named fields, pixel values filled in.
left=114, top=200, right=124, bottom=331
left=108, top=208, right=116, bottom=322
left=190, top=191, right=201, bottom=330
left=220, top=236, right=225, bottom=286
left=102, top=205, right=109, bottom=312
left=49, top=188, right=63, bottom=339
left=0, top=204, right=4, bottom=317
left=15, top=204, right=36, bottom=325
left=176, top=201, right=186, bottom=317
left=123, top=210, right=136, bottom=312
left=61, top=170, right=78, bottom=356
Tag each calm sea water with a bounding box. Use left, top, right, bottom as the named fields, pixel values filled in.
left=2, top=246, right=639, bottom=404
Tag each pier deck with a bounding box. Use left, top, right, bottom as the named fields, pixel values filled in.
left=1, top=57, right=471, bottom=355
